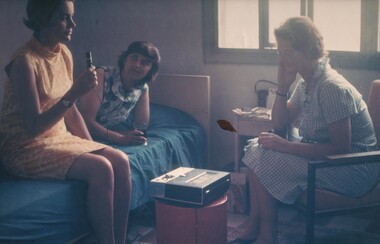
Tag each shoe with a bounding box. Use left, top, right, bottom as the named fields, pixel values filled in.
left=228, top=237, right=256, bottom=244
left=126, top=229, right=142, bottom=244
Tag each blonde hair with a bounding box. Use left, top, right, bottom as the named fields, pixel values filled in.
left=274, top=16, right=328, bottom=59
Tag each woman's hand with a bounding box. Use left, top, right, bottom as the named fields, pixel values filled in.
left=257, top=131, right=289, bottom=152
left=118, top=130, right=147, bottom=145
left=68, top=67, right=98, bottom=99
left=277, top=61, right=297, bottom=93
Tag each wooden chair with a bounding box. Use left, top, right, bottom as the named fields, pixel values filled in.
left=296, top=79, right=380, bottom=244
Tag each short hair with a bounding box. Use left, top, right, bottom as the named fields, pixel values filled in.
left=118, top=41, right=161, bottom=84
left=274, top=16, right=328, bottom=60
left=23, top=0, right=74, bottom=32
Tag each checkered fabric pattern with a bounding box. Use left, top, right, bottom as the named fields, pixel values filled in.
left=242, top=59, right=379, bottom=204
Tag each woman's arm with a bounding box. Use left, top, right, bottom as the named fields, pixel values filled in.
left=258, top=117, right=352, bottom=160
left=271, top=96, right=300, bottom=135
left=64, top=104, right=92, bottom=140
left=9, top=57, right=96, bottom=136
left=271, top=60, right=300, bottom=133
left=79, top=68, right=109, bottom=140
left=132, top=85, right=150, bottom=126
left=79, top=68, right=146, bottom=145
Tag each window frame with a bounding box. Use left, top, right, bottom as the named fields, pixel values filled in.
left=202, top=0, right=380, bottom=70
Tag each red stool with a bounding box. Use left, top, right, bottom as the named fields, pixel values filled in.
left=155, top=195, right=228, bottom=244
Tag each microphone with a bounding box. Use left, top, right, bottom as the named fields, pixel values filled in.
left=86, top=51, right=101, bottom=102
left=85, top=51, right=93, bottom=68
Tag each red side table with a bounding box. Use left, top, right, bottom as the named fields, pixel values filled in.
left=155, top=195, right=228, bottom=244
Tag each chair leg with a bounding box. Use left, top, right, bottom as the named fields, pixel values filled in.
left=305, top=163, right=317, bottom=244
left=305, top=210, right=315, bottom=244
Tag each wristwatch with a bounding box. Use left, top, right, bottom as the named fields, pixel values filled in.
left=61, top=97, right=73, bottom=108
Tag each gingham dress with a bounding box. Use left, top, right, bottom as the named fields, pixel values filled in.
left=243, top=58, right=379, bottom=204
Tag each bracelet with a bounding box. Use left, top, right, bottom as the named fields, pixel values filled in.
left=275, top=90, right=288, bottom=97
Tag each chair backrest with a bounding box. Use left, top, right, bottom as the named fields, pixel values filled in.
left=367, top=79, right=380, bottom=148
left=367, top=79, right=380, bottom=177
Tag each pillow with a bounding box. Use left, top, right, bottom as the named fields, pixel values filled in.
left=149, top=103, right=199, bottom=128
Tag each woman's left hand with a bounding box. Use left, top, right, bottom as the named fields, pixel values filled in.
left=257, top=131, right=288, bottom=152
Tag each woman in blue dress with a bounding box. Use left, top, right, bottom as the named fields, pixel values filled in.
left=80, top=41, right=160, bottom=145
left=232, top=16, right=378, bottom=244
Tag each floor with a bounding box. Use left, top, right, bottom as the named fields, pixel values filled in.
left=126, top=201, right=380, bottom=244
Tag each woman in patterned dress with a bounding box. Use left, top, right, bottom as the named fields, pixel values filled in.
left=232, top=16, right=378, bottom=244
left=0, top=0, right=131, bottom=243
left=79, top=41, right=160, bottom=145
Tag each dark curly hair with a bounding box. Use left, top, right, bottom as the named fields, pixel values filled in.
left=118, top=41, right=161, bottom=86
left=23, top=0, right=74, bottom=32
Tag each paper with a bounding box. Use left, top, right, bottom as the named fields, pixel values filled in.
left=232, top=107, right=271, bottom=119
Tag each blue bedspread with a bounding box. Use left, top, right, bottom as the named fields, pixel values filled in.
left=0, top=103, right=207, bottom=243
left=0, top=179, right=89, bottom=243
left=105, top=103, right=207, bottom=209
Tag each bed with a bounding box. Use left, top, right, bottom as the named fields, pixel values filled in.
left=0, top=74, right=211, bottom=243
left=112, top=73, right=211, bottom=209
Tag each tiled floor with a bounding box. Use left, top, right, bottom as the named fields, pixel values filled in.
left=127, top=202, right=380, bottom=244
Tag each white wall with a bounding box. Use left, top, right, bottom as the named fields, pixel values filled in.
left=1, top=0, right=380, bottom=168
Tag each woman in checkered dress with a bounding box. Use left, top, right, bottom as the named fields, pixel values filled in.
left=232, top=17, right=379, bottom=244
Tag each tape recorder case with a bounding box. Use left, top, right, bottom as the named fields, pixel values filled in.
left=149, top=167, right=230, bottom=206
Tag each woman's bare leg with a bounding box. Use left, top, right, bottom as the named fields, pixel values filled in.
left=67, top=153, right=116, bottom=244
left=236, top=169, right=260, bottom=240
left=94, top=148, right=131, bottom=244
left=252, top=172, right=279, bottom=244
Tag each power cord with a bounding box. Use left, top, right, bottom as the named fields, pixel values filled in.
left=253, top=79, right=277, bottom=94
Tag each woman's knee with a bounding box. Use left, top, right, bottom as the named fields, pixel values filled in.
left=68, top=154, right=114, bottom=185
left=88, top=158, right=115, bottom=188
left=102, top=148, right=130, bottom=172
left=116, top=151, right=130, bottom=170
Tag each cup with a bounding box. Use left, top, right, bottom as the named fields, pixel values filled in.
left=133, top=122, right=148, bottom=137
left=133, top=122, right=148, bottom=145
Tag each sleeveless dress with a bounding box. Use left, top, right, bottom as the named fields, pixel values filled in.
left=95, top=66, right=147, bottom=132
left=243, top=58, right=379, bottom=204
left=0, top=36, right=107, bottom=180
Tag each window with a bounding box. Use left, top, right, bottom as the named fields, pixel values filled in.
left=313, top=0, right=361, bottom=52
left=218, top=0, right=259, bottom=49
left=203, top=0, right=380, bottom=69
left=378, top=0, right=380, bottom=51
